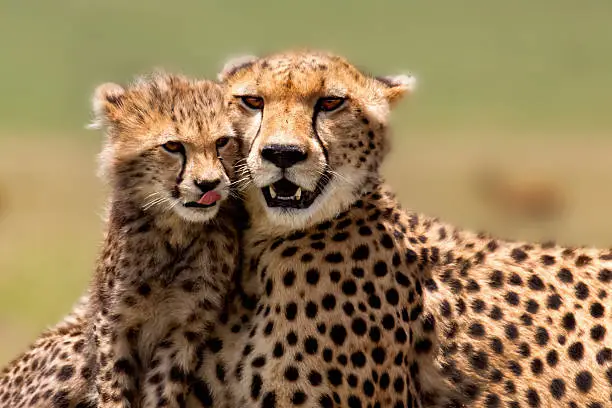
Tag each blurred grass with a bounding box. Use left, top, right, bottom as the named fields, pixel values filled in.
left=1, top=0, right=611, bottom=364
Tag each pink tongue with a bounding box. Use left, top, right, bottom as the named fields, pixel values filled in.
left=197, top=191, right=222, bottom=205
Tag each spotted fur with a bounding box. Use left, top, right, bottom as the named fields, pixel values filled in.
left=190, top=50, right=612, bottom=408
left=0, top=73, right=244, bottom=408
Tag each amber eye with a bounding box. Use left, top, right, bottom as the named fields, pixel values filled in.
left=216, top=136, right=231, bottom=148
left=317, top=97, right=345, bottom=112
left=240, top=96, right=264, bottom=110
left=162, top=140, right=184, bottom=153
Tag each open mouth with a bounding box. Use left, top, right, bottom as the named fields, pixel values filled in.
left=261, top=175, right=331, bottom=209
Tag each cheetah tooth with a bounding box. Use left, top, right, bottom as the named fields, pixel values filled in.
left=295, top=188, right=302, bottom=200
left=269, top=185, right=277, bottom=199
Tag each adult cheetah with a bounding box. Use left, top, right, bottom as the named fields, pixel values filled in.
left=0, top=73, right=244, bottom=408
left=191, top=50, right=612, bottom=408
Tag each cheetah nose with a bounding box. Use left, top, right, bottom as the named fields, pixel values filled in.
left=261, top=144, right=308, bottom=169
left=194, top=179, right=221, bottom=193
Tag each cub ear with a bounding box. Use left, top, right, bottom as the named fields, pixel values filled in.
left=375, top=74, right=417, bottom=105
left=89, top=82, right=126, bottom=129
left=218, top=54, right=259, bottom=82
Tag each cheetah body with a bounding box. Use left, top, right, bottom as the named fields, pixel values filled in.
left=192, top=51, right=612, bottom=408
left=0, top=73, right=243, bottom=408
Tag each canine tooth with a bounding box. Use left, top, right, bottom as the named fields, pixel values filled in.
left=295, top=188, right=302, bottom=200
left=269, top=185, right=277, bottom=199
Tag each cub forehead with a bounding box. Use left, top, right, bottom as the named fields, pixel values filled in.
left=127, top=75, right=230, bottom=141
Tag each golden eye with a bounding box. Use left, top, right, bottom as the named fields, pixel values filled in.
left=162, top=140, right=184, bottom=153
left=216, top=136, right=231, bottom=149
left=318, top=97, right=345, bottom=112
left=240, top=96, right=264, bottom=110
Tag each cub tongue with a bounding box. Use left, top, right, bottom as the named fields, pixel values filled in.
left=197, top=191, right=222, bottom=205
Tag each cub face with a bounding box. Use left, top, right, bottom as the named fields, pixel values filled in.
left=220, top=50, right=414, bottom=229
left=92, top=73, right=240, bottom=223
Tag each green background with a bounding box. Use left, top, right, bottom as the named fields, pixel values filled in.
left=1, top=0, right=611, bottom=364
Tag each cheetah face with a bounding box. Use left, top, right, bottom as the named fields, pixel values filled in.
left=91, top=74, right=240, bottom=223
left=220, top=51, right=414, bottom=229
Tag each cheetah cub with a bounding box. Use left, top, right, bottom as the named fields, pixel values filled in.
left=86, top=73, right=241, bottom=408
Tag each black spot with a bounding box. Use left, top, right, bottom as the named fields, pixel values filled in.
left=332, top=232, right=349, bottom=242
left=415, top=338, right=433, bottom=354
left=535, top=327, right=550, bottom=346
left=530, top=358, right=543, bottom=375
left=327, top=368, right=343, bottom=386
left=489, top=270, right=504, bottom=288
left=305, top=301, right=318, bottom=319
left=352, top=245, right=370, bottom=261
left=591, top=325, right=606, bottom=341
left=56, top=365, right=74, bottom=381
left=568, top=342, right=584, bottom=360
left=562, top=313, right=576, bottom=331
left=284, top=366, right=299, bottom=382
left=598, top=268, right=612, bottom=282
left=322, top=294, right=336, bottom=310
left=528, top=275, right=545, bottom=291
left=309, top=370, right=322, bottom=386
left=350, top=351, right=367, bottom=368
left=262, top=391, right=277, bottom=408
left=251, top=374, right=262, bottom=400
left=468, top=323, right=486, bottom=338
left=557, top=268, right=573, bottom=283
left=505, top=291, right=520, bottom=306
left=546, top=350, right=559, bottom=367
left=374, top=261, right=388, bottom=277
left=526, top=299, right=540, bottom=313
left=285, top=302, right=298, bottom=320
left=549, top=379, right=566, bottom=399
left=526, top=388, right=541, bottom=407
left=291, top=391, right=307, bottom=405
left=511, top=248, right=528, bottom=262
left=575, top=282, right=589, bottom=299
left=380, top=233, right=394, bottom=249
left=590, top=302, right=605, bottom=318
left=330, top=324, right=347, bottom=346
left=358, top=226, right=372, bottom=236
left=575, top=371, right=593, bottom=393
left=306, top=269, right=320, bottom=285
left=282, top=246, right=299, bottom=257
left=283, top=270, right=296, bottom=287
left=385, top=288, right=399, bottom=305
left=342, top=280, right=358, bottom=296
left=490, top=337, right=504, bottom=354
left=546, top=294, right=562, bottom=310
left=325, top=252, right=344, bottom=263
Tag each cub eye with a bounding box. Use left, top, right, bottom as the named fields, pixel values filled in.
left=317, top=97, right=345, bottom=112
left=162, top=141, right=184, bottom=153
left=216, top=136, right=231, bottom=148
left=240, top=96, right=264, bottom=110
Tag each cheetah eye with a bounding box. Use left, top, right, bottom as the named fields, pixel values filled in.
left=317, top=97, right=345, bottom=112
left=161, top=141, right=184, bottom=154
left=240, top=96, right=264, bottom=110
left=216, top=136, right=231, bottom=149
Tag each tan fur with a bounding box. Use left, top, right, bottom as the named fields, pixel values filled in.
left=0, top=73, right=243, bottom=408
left=190, top=50, right=612, bottom=408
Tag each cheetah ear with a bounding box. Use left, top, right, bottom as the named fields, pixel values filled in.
left=89, top=82, right=126, bottom=129
left=218, top=55, right=259, bottom=82
left=375, top=74, right=416, bottom=105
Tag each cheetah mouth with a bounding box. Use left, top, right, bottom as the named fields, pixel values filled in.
left=262, top=175, right=330, bottom=209
left=183, top=201, right=217, bottom=209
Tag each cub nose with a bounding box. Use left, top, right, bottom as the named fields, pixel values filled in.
left=194, top=179, right=220, bottom=193
left=261, top=144, right=308, bottom=169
